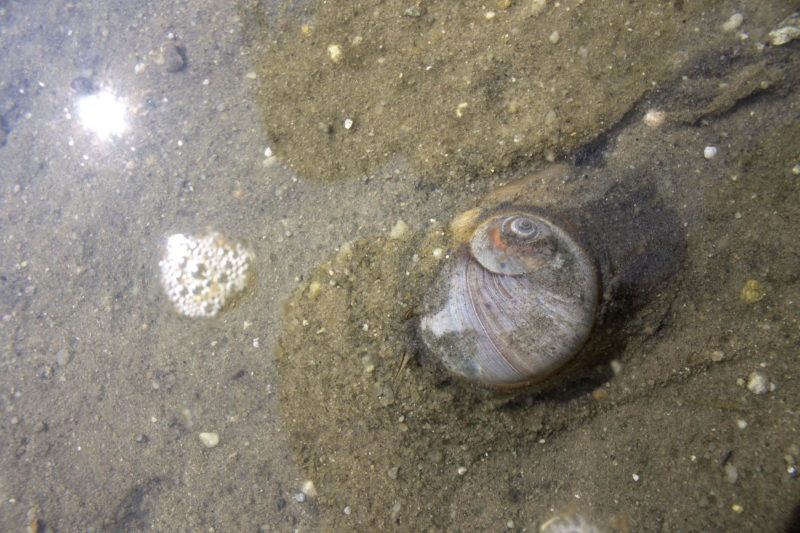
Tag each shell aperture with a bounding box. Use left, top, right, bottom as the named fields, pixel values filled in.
left=420, top=211, right=599, bottom=387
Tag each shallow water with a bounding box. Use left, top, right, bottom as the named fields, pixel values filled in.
left=0, top=1, right=799, bottom=531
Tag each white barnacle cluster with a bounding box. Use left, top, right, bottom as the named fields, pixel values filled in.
left=159, top=231, right=252, bottom=318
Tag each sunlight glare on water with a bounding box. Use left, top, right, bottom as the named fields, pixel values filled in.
left=76, top=91, right=128, bottom=140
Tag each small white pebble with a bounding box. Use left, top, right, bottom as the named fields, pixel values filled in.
left=198, top=432, right=219, bottom=448
left=548, top=30, right=560, bottom=44
left=343, top=505, right=351, bottom=515
left=343, top=118, right=353, bottom=130
left=609, top=359, right=623, bottom=375
left=632, top=473, right=640, bottom=482
left=245, top=71, right=258, bottom=80
left=746, top=371, right=770, bottom=394
left=736, top=419, right=748, bottom=430
left=485, top=11, right=496, bottom=20
left=792, top=163, right=800, bottom=175
left=264, top=146, right=273, bottom=158
left=293, top=492, right=306, bottom=503
left=722, top=13, right=744, bottom=33
left=457, top=466, right=467, bottom=475
left=432, top=248, right=443, bottom=259
left=643, top=109, right=666, bottom=128
left=703, top=145, right=718, bottom=159
left=327, top=44, right=343, bottom=63
left=301, top=480, right=317, bottom=498
left=252, top=338, right=259, bottom=348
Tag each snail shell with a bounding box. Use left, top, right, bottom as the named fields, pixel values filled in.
left=419, top=209, right=599, bottom=387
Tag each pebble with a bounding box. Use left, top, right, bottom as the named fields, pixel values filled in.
left=388, top=219, right=409, bottom=240
left=768, top=12, right=800, bottom=46
left=387, top=466, right=400, bottom=480
left=327, top=43, right=343, bottom=63
left=548, top=30, right=560, bottom=44
left=746, top=371, right=773, bottom=395
left=70, top=76, right=95, bottom=95
left=740, top=279, right=765, bottom=303
left=293, top=492, right=306, bottom=503
left=301, top=479, right=317, bottom=498
left=56, top=348, right=73, bottom=366
left=343, top=505, right=352, bottom=515
left=643, top=109, right=666, bottom=128
left=703, top=145, right=718, bottom=159
left=159, top=42, right=186, bottom=73
left=457, top=466, right=467, bottom=475
left=710, top=350, right=725, bottom=362
left=198, top=431, right=219, bottom=448
left=721, top=13, right=744, bottom=33
left=724, top=463, right=739, bottom=484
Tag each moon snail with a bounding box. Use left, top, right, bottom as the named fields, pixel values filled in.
left=419, top=208, right=600, bottom=388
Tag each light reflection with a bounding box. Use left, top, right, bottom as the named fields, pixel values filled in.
left=76, top=91, right=128, bottom=140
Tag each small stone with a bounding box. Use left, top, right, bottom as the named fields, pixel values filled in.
left=327, top=43, right=343, bottom=63
left=387, top=466, right=399, bottom=479
left=432, top=248, right=443, bottom=259
left=632, top=473, right=640, bottom=481
left=721, top=13, right=744, bottom=33
left=643, top=109, right=666, bottom=128
left=70, top=76, right=94, bottom=95
left=293, top=492, right=306, bottom=503
left=724, top=463, right=739, bottom=484
left=710, top=350, right=725, bottom=362
left=56, top=348, right=73, bottom=366
left=403, top=6, right=422, bottom=17
left=199, top=431, right=220, bottom=448
left=135, top=433, right=149, bottom=444
left=343, top=505, right=351, bottom=515
left=703, top=145, right=718, bottom=159
left=307, top=280, right=322, bottom=300
left=736, top=419, right=748, bottom=430
left=388, top=219, right=409, bottom=240
left=740, top=279, right=765, bottom=303
left=301, top=480, right=317, bottom=498
left=245, top=71, right=258, bottom=80
left=768, top=12, right=800, bottom=46
left=528, top=0, right=547, bottom=16
left=159, top=42, right=186, bottom=73
left=457, top=466, right=467, bottom=475
left=731, top=503, right=744, bottom=514
left=497, top=0, right=512, bottom=9
left=485, top=11, right=496, bottom=20
left=548, top=30, right=560, bottom=44
left=343, top=117, right=353, bottom=130
left=746, top=371, right=770, bottom=395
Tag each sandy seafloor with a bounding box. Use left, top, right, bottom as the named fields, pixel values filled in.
left=0, top=0, right=799, bottom=532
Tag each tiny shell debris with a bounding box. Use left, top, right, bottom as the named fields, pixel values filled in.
left=199, top=431, right=219, bottom=448
left=160, top=231, right=253, bottom=318
left=540, top=513, right=603, bottom=533
left=768, top=12, right=800, bottom=46
left=703, top=145, right=718, bottom=159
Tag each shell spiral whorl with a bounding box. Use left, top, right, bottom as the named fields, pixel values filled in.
left=419, top=210, right=599, bottom=387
